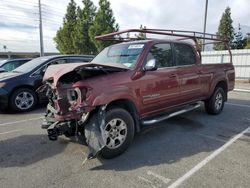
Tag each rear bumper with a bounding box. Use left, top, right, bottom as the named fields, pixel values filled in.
left=0, top=88, right=9, bottom=109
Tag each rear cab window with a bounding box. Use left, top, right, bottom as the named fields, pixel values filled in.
left=173, top=43, right=196, bottom=66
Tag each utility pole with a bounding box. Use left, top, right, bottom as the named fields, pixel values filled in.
left=38, top=0, right=44, bottom=56
left=203, top=0, right=208, bottom=51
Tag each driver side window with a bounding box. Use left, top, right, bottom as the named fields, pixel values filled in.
left=147, top=43, right=173, bottom=68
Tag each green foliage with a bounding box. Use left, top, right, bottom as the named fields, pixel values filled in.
left=232, top=24, right=247, bottom=49
left=54, top=0, right=119, bottom=54
left=245, top=33, right=250, bottom=49
left=214, top=7, right=234, bottom=50
left=89, top=0, right=119, bottom=52
left=73, top=0, right=97, bottom=54
left=245, top=42, right=250, bottom=49
left=137, top=25, right=147, bottom=39
left=54, top=0, right=77, bottom=54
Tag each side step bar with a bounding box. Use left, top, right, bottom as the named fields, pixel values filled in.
left=142, top=103, right=201, bottom=125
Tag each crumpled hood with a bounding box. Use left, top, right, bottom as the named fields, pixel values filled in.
left=43, top=62, right=129, bottom=85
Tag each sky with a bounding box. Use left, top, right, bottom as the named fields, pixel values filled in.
left=0, top=0, right=249, bottom=52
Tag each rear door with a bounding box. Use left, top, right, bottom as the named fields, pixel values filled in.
left=173, top=43, right=202, bottom=103
left=140, top=43, right=180, bottom=115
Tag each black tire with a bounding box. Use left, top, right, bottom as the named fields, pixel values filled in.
left=100, top=108, right=135, bottom=159
left=9, top=88, right=37, bottom=112
left=205, top=87, right=226, bottom=115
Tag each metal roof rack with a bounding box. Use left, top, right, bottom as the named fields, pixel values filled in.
left=95, top=29, right=229, bottom=43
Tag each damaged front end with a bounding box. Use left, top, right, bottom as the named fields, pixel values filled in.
left=40, top=63, right=128, bottom=159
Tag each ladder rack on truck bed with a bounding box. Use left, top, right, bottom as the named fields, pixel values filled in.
left=95, top=29, right=229, bottom=42
left=95, top=28, right=232, bottom=61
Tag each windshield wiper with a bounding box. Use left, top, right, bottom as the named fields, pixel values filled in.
left=108, top=54, right=139, bottom=57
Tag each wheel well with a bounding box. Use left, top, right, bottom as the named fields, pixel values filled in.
left=106, top=99, right=140, bottom=133
left=215, top=81, right=228, bottom=100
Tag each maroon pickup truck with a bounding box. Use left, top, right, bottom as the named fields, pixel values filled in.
left=41, top=29, right=235, bottom=159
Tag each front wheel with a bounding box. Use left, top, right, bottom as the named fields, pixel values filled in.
left=205, top=87, right=226, bottom=115
left=9, top=88, right=37, bottom=112
left=100, top=108, right=135, bottom=159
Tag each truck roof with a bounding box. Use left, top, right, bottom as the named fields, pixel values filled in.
left=111, top=39, right=195, bottom=47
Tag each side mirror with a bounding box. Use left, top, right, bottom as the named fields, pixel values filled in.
left=143, top=59, right=157, bottom=71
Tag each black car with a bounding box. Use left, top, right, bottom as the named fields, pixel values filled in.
left=0, top=55, right=94, bottom=112
left=0, top=58, right=32, bottom=73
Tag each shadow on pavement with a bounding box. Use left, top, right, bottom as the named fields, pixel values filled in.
left=0, top=134, right=68, bottom=168
left=90, top=115, right=215, bottom=171
left=90, top=107, right=249, bottom=171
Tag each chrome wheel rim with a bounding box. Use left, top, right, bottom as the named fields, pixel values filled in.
left=215, top=92, right=223, bottom=110
left=15, top=91, right=34, bottom=110
left=103, top=118, right=127, bottom=149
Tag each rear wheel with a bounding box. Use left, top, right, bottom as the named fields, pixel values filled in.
left=100, top=108, right=135, bottom=159
left=9, top=88, right=37, bottom=112
left=205, top=87, right=226, bottom=115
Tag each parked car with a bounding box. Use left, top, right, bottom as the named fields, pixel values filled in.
left=0, top=58, right=32, bottom=73
left=41, top=29, right=235, bottom=159
left=0, top=55, right=94, bottom=112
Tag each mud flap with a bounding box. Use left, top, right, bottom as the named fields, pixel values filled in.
left=84, top=105, right=107, bottom=160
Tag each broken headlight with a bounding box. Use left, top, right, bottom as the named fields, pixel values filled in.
left=67, top=87, right=90, bottom=104
left=67, top=88, right=80, bottom=102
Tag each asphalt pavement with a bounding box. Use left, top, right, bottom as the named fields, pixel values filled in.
left=0, top=91, right=249, bottom=188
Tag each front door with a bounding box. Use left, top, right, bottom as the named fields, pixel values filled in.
left=140, top=43, right=180, bottom=116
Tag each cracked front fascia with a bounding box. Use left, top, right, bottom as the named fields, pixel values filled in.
left=43, top=62, right=129, bottom=121
left=49, top=87, right=94, bottom=122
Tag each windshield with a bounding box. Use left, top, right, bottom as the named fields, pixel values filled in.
left=13, top=57, right=49, bottom=73
left=91, top=43, right=145, bottom=68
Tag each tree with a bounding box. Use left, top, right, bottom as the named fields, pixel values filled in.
left=137, top=25, right=147, bottom=39
left=73, top=0, right=97, bottom=54
left=214, top=7, right=234, bottom=50
left=54, top=0, right=77, bottom=54
left=245, top=33, right=250, bottom=49
left=3, top=45, right=7, bottom=52
left=232, top=24, right=247, bottom=49
left=89, top=0, right=119, bottom=52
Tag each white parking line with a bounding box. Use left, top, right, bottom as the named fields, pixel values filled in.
left=0, top=129, right=24, bottom=135
left=226, top=103, right=250, bottom=108
left=167, top=126, right=250, bottom=188
left=0, top=117, right=43, bottom=127
left=147, top=170, right=171, bottom=184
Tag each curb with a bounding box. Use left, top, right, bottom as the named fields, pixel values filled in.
left=233, top=88, right=250, bottom=93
